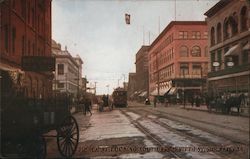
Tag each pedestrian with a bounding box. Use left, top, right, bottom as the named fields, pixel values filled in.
left=154, top=97, right=157, bottom=107
left=80, top=97, right=86, bottom=115
left=190, top=95, right=194, bottom=107
left=195, top=95, right=201, bottom=107
left=85, top=97, right=92, bottom=116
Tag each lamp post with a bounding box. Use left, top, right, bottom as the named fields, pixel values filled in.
left=182, top=69, right=186, bottom=109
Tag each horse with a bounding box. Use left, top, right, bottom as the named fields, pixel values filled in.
left=225, top=94, right=245, bottom=115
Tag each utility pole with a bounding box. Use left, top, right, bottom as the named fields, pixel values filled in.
left=156, top=53, right=159, bottom=107
left=94, top=82, right=97, bottom=95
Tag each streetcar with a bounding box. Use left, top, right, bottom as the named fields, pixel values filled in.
left=112, top=87, right=127, bottom=107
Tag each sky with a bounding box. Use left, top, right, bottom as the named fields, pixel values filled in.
left=52, top=0, right=219, bottom=95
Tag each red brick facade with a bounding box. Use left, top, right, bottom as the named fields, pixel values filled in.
left=0, top=0, right=52, bottom=99
left=148, top=21, right=208, bottom=101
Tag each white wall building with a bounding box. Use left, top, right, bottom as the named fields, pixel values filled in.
left=52, top=40, right=83, bottom=101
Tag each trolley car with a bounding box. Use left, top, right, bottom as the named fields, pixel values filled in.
left=112, top=87, right=127, bottom=107
left=1, top=68, right=79, bottom=158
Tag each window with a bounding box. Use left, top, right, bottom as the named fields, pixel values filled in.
left=217, top=23, right=222, bottom=43
left=32, top=43, right=35, bottom=55
left=204, top=31, right=208, bottom=39
left=241, top=6, right=248, bottom=31
left=211, top=27, right=215, bottom=46
left=179, top=31, right=188, bottom=39
left=229, top=14, right=238, bottom=36
left=191, top=46, right=201, bottom=57
left=32, top=8, right=35, bottom=27
left=28, top=40, right=30, bottom=55
left=22, top=36, right=25, bottom=55
left=58, top=64, right=64, bottom=75
left=4, top=25, right=9, bottom=52
left=192, top=31, right=201, bottom=39
left=21, top=2, right=25, bottom=18
left=180, top=45, right=188, bottom=57
left=192, top=64, right=201, bottom=76
left=211, top=51, right=215, bottom=72
left=224, top=18, right=230, bottom=40
left=217, top=50, right=222, bottom=69
left=12, top=27, right=16, bottom=54
left=58, top=83, right=65, bottom=88
left=180, top=63, right=189, bottom=77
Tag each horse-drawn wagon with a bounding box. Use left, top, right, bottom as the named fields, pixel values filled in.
left=1, top=68, right=79, bottom=158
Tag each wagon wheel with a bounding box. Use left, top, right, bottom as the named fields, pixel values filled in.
left=57, top=115, right=79, bottom=158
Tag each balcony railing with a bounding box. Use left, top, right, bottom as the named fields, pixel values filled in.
left=208, top=63, right=250, bottom=78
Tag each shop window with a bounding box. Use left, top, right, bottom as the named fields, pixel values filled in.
left=180, top=63, right=189, bottom=77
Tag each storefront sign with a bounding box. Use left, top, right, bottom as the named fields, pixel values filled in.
left=22, top=56, right=55, bottom=72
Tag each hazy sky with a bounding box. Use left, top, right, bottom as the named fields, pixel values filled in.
left=52, top=0, right=219, bottom=95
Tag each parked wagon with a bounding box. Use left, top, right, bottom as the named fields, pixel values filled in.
left=1, top=69, right=79, bottom=158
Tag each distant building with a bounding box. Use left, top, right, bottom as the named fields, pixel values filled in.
left=52, top=40, right=83, bottom=102
left=127, top=73, right=137, bottom=100
left=135, top=45, right=150, bottom=99
left=204, top=0, right=249, bottom=112
left=0, top=0, right=52, bottom=99
left=148, top=21, right=208, bottom=102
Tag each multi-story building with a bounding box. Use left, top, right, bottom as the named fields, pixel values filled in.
left=0, top=0, right=52, bottom=99
left=204, top=0, right=249, bottom=111
left=148, top=21, right=208, bottom=102
left=127, top=72, right=137, bottom=100
left=135, top=45, right=150, bottom=99
left=52, top=40, right=83, bottom=102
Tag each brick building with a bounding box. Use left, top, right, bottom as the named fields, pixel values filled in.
left=135, top=45, right=150, bottom=99
left=127, top=72, right=137, bottom=100
left=204, top=0, right=250, bottom=111
left=0, top=0, right=52, bottom=99
left=148, top=21, right=208, bottom=102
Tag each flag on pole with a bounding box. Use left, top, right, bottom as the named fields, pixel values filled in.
left=125, top=13, right=130, bottom=24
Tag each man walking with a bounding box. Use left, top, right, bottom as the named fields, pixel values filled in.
left=85, top=97, right=92, bottom=116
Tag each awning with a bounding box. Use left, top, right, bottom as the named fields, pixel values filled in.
left=139, top=91, right=147, bottom=97
left=0, top=62, right=24, bottom=73
left=167, top=87, right=177, bottom=95
left=159, top=87, right=171, bottom=96
left=243, top=42, right=250, bottom=50
left=150, top=89, right=158, bottom=96
left=224, top=44, right=240, bottom=56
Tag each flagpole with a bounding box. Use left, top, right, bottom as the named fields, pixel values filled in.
left=158, top=16, right=160, bottom=34
left=143, top=26, right=145, bottom=45
left=148, top=31, right=150, bottom=45
left=174, top=0, right=176, bottom=21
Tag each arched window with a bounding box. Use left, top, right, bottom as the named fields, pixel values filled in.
left=229, top=13, right=238, bottom=36
left=224, top=18, right=230, bottom=40
left=241, top=6, right=248, bottom=31
left=191, top=46, right=201, bottom=57
left=217, top=23, right=222, bottom=43
left=211, top=27, right=215, bottom=46
left=179, top=45, right=188, bottom=57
